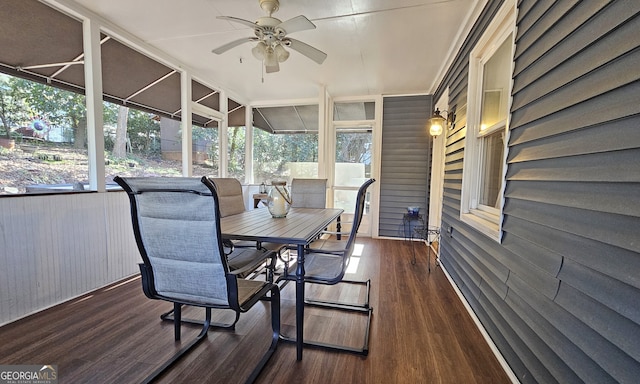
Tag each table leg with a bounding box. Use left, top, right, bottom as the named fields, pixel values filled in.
left=296, top=243, right=306, bottom=360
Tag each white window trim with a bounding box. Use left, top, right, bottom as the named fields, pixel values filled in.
left=460, top=0, right=516, bottom=242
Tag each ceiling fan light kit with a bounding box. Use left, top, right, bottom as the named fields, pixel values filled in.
left=251, top=41, right=267, bottom=60
left=213, top=0, right=327, bottom=73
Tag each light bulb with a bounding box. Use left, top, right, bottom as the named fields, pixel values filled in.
left=264, top=47, right=277, bottom=67
left=429, top=123, right=443, bottom=137
left=274, top=44, right=290, bottom=62
left=252, top=41, right=267, bottom=60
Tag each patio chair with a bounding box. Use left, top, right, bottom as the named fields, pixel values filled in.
left=278, top=178, right=375, bottom=355
left=209, top=177, right=285, bottom=281
left=291, top=178, right=327, bottom=208
left=281, top=178, right=329, bottom=269
left=120, top=176, right=274, bottom=329
left=114, top=176, right=280, bottom=384
left=303, top=179, right=375, bottom=311
left=291, top=178, right=342, bottom=239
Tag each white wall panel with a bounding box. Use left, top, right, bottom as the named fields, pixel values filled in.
left=0, top=192, right=139, bottom=326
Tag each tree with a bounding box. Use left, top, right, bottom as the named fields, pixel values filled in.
left=15, top=78, right=87, bottom=148
left=127, top=110, right=160, bottom=155
left=252, top=129, right=318, bottom=182
left=113, top=105, right=128, bottom=158
left=0, top=75, right=27, bottom=139
left=192, top=125, right=219, bottom=170
left=336, top=132, right=371, bottom=163
left=228, top=126, right=245, bottom=179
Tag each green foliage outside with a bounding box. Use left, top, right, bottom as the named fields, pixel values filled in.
left=1, top=72, right=371, bottom=193
left=252, top=128, right=318, bottom=183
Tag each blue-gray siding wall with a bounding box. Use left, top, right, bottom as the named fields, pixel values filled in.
left=379, top=95, right=432, bottom=238
left=435, top=0, right=640, bottom=383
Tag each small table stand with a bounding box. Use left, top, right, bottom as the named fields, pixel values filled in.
left=402, top=213, right=424, bottom=241
left=252, top=193, right=268, bottom=208
left=412, top=226, right=440, bottom=272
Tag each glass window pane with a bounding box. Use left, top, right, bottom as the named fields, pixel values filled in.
left=334, top=126, right=372, bottom=229
left=252, top=128, right=318, bottom=183
left=335, top=128, right=372, bottom=187
left=480, top=34, right=512, bottom=131
left=479, top=129, right=504, bottom=208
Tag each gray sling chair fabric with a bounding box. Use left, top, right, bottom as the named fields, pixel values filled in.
left=209, top=177, right=286, bottom=281
left=291, top=178, right=342, bottom=240
left=114, top=176, right=280, bottom=384
left=290, top=178, right=327, bottom=208
left=282, top=178, right=329, bottom=270
left=277, top=178, right=375, bottom=356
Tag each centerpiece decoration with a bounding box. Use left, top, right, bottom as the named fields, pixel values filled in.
left=268, top=180, right=292, bottom=218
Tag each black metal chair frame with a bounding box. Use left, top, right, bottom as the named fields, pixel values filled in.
left=278, top=178, right=375, bottom=356
left=115, top=176, right=280, bottom=384
left=303, top=179, right=376, bottom=313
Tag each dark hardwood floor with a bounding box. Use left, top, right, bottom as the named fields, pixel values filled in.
left=0, top=238, right=511, bottom=383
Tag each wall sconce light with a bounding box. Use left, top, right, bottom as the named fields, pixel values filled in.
left=428, top=108, right=455, bottom=137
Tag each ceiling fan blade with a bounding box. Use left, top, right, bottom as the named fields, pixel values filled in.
left=276, top=15, right=316, bottom=34
left=212, top=37, right=257, bottom=54
left=217, top=16, right=261, bottom=30
left=265, top=61, right=280, bottom=73
left=285, top=38, right=327, bottom=64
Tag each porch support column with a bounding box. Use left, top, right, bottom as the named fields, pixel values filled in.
left=82, top=17, right=105, bottom=191
left=181, top=71, right=193, bottom=176
left=219, top=92, right=228, bottom=177
left=244, top=104, right=253, bottom=184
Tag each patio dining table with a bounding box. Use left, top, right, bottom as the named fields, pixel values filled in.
left=220, top=206, right=343, bottom=360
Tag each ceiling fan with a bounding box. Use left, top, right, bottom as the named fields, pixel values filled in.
left=212, top=0, right=327, bottom=73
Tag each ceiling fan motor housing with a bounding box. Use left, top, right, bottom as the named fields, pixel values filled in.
left=255, top=17, right=284, bottom=45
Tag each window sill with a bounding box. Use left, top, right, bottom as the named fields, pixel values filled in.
left=460, top=211, right=501, bottom=243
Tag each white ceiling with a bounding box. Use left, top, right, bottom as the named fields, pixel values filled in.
left=69, top=0, right=480, bottom=105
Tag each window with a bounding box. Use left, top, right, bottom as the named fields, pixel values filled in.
left=0, top=73, right=90, bottom=194
left=460, top=0, right=515, bottom=241
left=104, top=106, right=185, bottom=183
left=252, top=129, right=318, bottom=183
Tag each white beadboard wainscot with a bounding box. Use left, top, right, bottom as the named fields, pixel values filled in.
left=0, top=191, right=140, bottom=326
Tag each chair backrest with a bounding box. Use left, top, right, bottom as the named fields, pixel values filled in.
left=115, top=176, right=236, bottom=309
left=322, top=178, right=375, bottom=284
left=291, top=178, right=327, bottom=208
left=344, top=178, right=376, bottom=251
left=209, top=177, right=246, bottom=217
